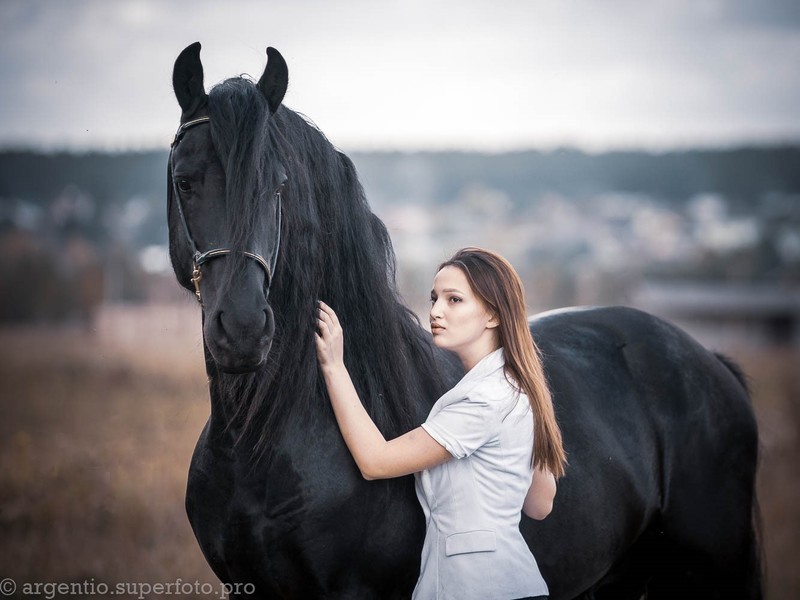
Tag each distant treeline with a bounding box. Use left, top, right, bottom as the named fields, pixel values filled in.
left=1, top=145, right=799, bottom=211
left=0, top=151, right=166, bottom=207
left=350, top=146, right=800, bottom=209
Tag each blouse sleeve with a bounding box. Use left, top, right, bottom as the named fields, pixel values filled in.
left=421, top=388, right=503, bottom=459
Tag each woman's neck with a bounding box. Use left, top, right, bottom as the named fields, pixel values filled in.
left=458, top=335, right=501, bottom=372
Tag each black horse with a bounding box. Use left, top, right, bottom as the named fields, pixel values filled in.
left=167, top=43, right=762, bottom=599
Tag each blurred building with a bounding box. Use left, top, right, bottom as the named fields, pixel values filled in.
left=632, top=280, right=800, bottom=351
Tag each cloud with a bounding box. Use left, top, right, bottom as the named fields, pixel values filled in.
left=1, top=0, right=799, bottom=150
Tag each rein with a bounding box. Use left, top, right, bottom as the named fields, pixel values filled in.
left=169, top=117, right=282, bottom=304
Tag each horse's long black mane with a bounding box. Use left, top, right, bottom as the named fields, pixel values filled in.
left=205, top=76, right=453, bottom=462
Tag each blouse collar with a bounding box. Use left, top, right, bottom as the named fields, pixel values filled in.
left=458, top=347, right=505, bottom=387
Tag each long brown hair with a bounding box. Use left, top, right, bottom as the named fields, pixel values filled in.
left=438, top=247, right=567, bottom=478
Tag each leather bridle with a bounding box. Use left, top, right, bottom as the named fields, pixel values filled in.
left=168, top=116, right=282, bottom=304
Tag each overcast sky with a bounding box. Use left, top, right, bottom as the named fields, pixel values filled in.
left=1, top=0, right=799, bottom=152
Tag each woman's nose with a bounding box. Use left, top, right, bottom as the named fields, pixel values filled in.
left=430, top=299, right=443, bottom=318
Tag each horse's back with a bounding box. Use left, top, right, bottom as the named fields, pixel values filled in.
left=526, top=306, right=761, bottom=599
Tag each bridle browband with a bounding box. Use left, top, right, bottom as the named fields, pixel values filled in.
left=168, top=116, right=282, bottom=305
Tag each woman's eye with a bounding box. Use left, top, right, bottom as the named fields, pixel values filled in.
left=177, top=179, right=192, bottom=193
left=449, top=297, right=462, bottom=303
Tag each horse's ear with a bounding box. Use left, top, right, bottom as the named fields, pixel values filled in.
left=173, top=42, right=208, bottom=118
left=258, top=47, right=288, bottom=114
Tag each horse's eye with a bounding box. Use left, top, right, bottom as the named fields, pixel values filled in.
left=177, top=179, right=192, bottom=193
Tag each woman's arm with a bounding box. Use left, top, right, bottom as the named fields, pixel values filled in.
left=315, top=301, right=452, bottom=480
left=523, top=466, right=557, bottom=520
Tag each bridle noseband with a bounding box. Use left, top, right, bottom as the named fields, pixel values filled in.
left=169, top=116, right=282, bottom=305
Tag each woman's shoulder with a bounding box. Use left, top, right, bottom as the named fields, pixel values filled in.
left=468, top=368, right=523, bottom=405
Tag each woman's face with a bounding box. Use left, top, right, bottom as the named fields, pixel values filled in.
left=429, top=266, right=498, bottom=356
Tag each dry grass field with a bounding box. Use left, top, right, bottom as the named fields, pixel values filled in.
left=0, top=304, right=798, bottom=599
left=0, top=305, right=218, bottom=597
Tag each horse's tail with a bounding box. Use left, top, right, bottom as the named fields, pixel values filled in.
left=714, top=351, right=765, bottom=598
left=714, top=352, right=751, bottom=396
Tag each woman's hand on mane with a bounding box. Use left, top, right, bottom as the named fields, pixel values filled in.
left=316, top=301, right=451, bottom=480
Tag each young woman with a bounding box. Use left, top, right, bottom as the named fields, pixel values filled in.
left=315, top=247, right=567, bottom=600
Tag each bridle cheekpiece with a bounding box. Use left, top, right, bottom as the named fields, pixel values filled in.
left=168, top=116, right=282, bottom=305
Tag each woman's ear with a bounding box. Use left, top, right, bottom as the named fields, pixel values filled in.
left=486, top=312, right=500, bottom=329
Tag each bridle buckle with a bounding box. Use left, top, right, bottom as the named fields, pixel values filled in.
left=191, top=262, right=203, bottom=303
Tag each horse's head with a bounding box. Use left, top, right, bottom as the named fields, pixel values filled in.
left=169, top=42, right=288, bottom=373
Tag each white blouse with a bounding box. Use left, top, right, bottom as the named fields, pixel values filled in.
left=413, top=347, right=548, bottom=600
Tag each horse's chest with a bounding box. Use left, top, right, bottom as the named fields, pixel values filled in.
left=186, top=437, right=374, bottom=593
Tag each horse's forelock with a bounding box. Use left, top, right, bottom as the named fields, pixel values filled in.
left=206, top=78, right=282, bottom=285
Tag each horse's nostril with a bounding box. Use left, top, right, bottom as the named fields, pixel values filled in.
left=215, top=311, right=233, bottom=341
left=252, top=310, right=267, bottom=335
